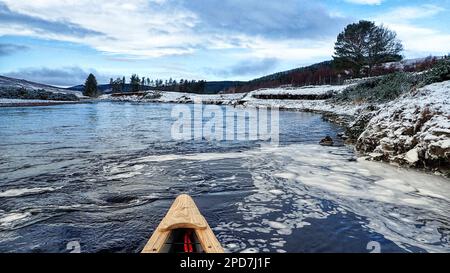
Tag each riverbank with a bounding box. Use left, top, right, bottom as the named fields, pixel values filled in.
left=0, top=99, right=87, bottom=107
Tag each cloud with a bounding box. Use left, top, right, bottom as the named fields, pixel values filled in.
left=345, top=0, right=383, bottom=5
left=4, top=66, right=112, bottom=86
left=0, top=0, right=199, bottom=57
left=0, top=43, right=28, bottom=56
left=373, top=5, right=450, bottom=56
left=182, top=0, right=348, bottom=39
left=0, top=3, right=103, bottom=39
left=211, top=58, right=279, bottom=77
left=0, top=0, right=348, bottom=59
left=376, top=4, right=444, bottom=22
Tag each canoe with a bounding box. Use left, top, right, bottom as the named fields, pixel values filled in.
left=142, top=194, right=224, bottom=253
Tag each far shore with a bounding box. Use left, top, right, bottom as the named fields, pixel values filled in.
left=0, top=99, right=93, bottom=108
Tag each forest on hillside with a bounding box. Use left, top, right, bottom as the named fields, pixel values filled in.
left=223, top=56, right=441, bottom=94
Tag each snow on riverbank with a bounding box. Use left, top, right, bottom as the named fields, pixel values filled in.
left=248, top=84, right=349, bottom=96
left=0, top=99, right=74, bottom=104
left=356, top=81, right=450, bottom=171
left=242, top=98, right=361, bottom=115
left=0, top=98, right=81, bottom=107
left=240, top=84, right=362, bottom=115
left=100, top=91, right=246, bottom=106
left=101, top=84, right=362, bottom=116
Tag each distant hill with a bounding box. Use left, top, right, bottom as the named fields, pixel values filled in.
left=223, top=56, right=441, bottom=93
left=68, top=84, right=115, bottom=93
left=203, top=81, right=245, bottom=94
left=0, top=75, right=83, bottom=97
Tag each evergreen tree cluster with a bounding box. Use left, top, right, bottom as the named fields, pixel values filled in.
left=109, top=74, right=207, bottom=94
left=83, top=73, right=100, bottom=97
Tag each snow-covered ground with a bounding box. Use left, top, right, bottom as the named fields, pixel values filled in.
left=101, top=84, right=362, bottom=116
left=248, top=85, right=349, bottom=96
left=100, top=91, right=246, bottom=106
left=239, top=84, right=360, bottom=115
left=356, top=80, right=450, bottom=170
left=0, top=99, right=79, bottom=106
left=0, top=99, right=73, bottom=104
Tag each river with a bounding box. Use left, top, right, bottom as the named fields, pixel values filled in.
left=0, top=102, right=449, bottom=253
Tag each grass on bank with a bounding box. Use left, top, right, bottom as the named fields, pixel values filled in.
left=336, top=59, right=450, bottom=103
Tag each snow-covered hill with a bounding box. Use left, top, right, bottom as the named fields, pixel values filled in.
left=0, top=76, right=84, bottom=98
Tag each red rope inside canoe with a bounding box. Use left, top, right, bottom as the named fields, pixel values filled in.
left=184, top=230, right=193, bottom=253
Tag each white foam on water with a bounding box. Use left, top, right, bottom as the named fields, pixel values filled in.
left=0, top=212, right=32, bottom=227
left=267, top=221, right=289, bottom=230
left=226, top=243, right=239, bottom=249
left=101, top=143, right=450, bottom=252
left=269, top=189, right=284, bottom=195
left=0, top=187, right=59, bottom=197
left=213, top=144, right=450, bottom=253
left=240, top=248, right=259, bottom=253
left=107, top=171, right=142, bottom=180
left=132, top=151, right=248, bottom=163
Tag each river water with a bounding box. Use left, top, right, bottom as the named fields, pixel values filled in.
left=0, top=102, right=449, bottom=253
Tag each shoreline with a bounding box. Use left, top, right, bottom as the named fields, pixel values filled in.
left=0, top=101, right=85, bottom=107
left=0, top=99, right=94, bottom=108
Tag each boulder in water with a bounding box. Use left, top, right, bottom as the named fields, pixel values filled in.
left=320, top=136, right=334, bottom=146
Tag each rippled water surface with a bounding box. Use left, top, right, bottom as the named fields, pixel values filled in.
left=0, top=102, right=449, bottom=253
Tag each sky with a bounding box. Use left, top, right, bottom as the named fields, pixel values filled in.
left=0, top=0, right=449, bottom=86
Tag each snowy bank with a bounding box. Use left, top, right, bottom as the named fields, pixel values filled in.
left=0, top=98, right=82, bottom=107
left=356, top=81, right=450, bottom=173
left=238, top=84, right=363, bottom=116
left=101, top=84, right=363, bottom=116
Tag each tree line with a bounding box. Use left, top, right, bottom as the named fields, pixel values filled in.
left=83, top=74, right=207, bottom=97
left=109, top=75, right=206, bottom=94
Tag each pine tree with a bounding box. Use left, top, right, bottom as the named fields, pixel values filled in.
left=130, top=74, right=140, bottom=92
left=83, top=73, right=99, bottom=97
left=111, top=78, right=123, bottom=93
left=333, top=20, right=403, bottom=77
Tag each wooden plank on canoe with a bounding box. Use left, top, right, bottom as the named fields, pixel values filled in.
left=159, top=194, right=208, bottom=231
left=142, top=194, right=224, bottom=253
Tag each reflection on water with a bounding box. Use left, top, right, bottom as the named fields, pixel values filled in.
left=0, top=102, right=448, bottom=253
